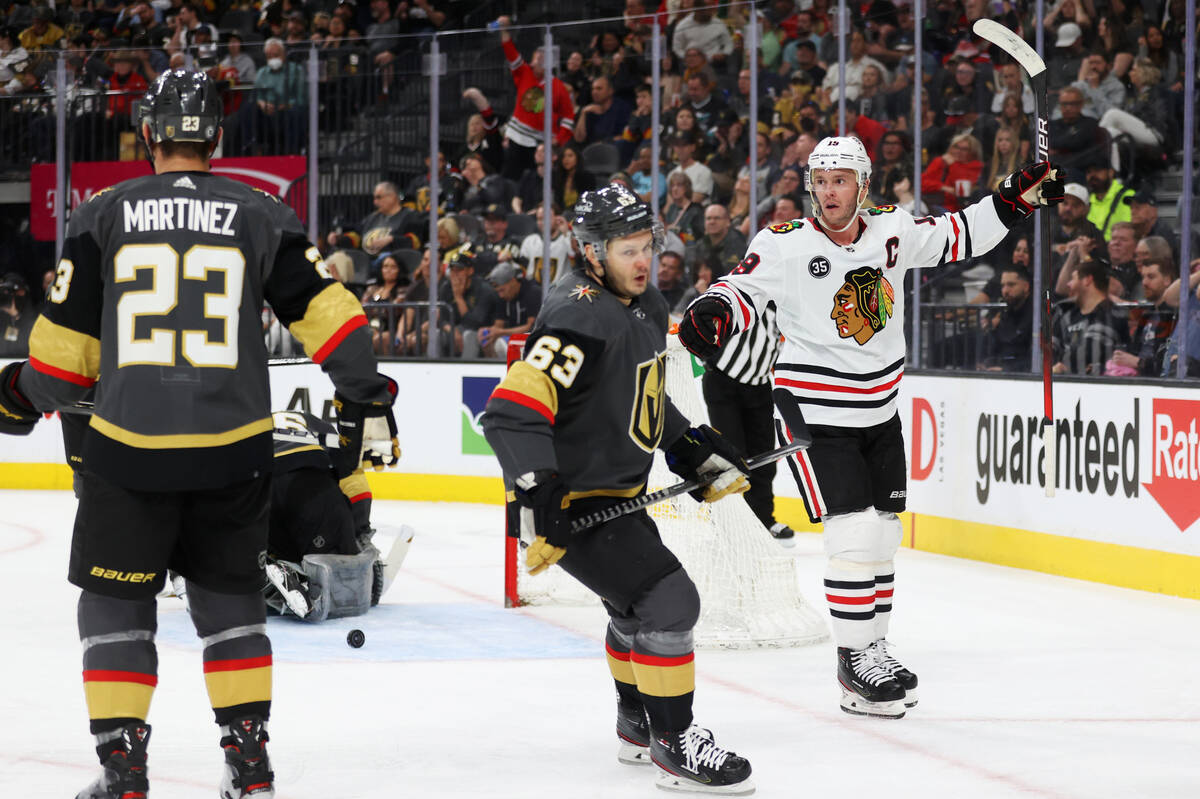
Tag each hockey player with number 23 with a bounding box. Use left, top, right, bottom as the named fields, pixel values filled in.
left=679, top=136, right=1063, bottom=719
left=481, top=184, right=757, bottom=794
left=0, top=70, right=399, bottom=797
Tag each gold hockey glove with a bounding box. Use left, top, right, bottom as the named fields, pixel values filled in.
left=514, top=470, right=571, bottom=575
left=665, top=425, right=750, bottom=502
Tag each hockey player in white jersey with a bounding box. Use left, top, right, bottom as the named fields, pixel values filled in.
left=678, top=136, right=1063, bottom=719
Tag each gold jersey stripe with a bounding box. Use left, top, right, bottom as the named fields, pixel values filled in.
left=274, top=444, right=323, bottom=458
left=90, top=415, right=273, bottom=449
left=498, top=361, right=559, bottom=418
left=630, top=659, right=695, bottom=698
left=84, top=681, right=154, bottom=721
left=289, top=284, right=368, bottom=360
left=28, top=316, right=101, bottom=382
left=204, top=665, right=272, bottom=709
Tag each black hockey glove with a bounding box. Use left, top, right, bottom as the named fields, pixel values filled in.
left=665, top=425, right=750, bottom=503
left=333, top=375, right=400, bottom=478
left=513, top=470, right=571, bottom=575
left=993, top=161, right=1064, bottom=227
left=0, top=362, right=39, bottom=436
left=678, top=294, right=735, bottom=360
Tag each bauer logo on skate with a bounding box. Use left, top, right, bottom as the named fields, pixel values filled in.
left=1142, top=399, right=1200, bottom=532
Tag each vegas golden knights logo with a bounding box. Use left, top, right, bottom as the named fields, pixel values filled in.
left=629, top=353, right=668, bottom=452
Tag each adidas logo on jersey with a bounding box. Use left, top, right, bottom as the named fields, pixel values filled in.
left=173, top=175, right=197, bottom=190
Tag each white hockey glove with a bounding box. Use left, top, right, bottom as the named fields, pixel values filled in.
left=665, top=425, right=750, bottom=503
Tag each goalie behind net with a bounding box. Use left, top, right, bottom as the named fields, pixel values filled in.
left=504, top=333, right=828, bottom=649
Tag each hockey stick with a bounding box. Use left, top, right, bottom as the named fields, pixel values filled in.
left=570, top=438, right=810, bottom=534
left=972, top=19, right=1056, bottom=498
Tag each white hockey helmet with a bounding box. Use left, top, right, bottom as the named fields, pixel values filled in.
left=805, top=135, right=873, bottom=191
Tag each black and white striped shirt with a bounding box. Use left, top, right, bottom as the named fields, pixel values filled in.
left=711, top=303, right=781, bottom=385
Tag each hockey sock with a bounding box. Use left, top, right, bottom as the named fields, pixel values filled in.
left=605, top=622, right=641, bottom=705
left=874, top=571, right=894, bottom=641
left=78, top=591, right=158, bottom=743
left=187, top=582, right=273, bottom=725
left=630, top=630, right=695, bottom=733
left=824, top=559, right=876, bottom=651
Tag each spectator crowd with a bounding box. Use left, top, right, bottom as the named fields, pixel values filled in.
left=0, top=0, right=1195, bottom=373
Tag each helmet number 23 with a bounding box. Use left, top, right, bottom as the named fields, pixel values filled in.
left=181, top=116, right=201, bottom=132
left=114, top=243, right=246, bottom=369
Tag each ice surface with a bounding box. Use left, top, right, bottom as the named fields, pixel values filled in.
left=2, top=490, right=1198, bottom=798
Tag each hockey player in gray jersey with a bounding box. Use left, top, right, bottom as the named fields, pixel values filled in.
left=481, top=185, right=756, bottom=794
left=0, top=70, right=399, bottom=798
left=679, top=136, right=1063, bottom=719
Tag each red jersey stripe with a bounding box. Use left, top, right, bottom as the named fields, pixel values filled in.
left=875, top=589, right=894, bottom=598
left=491, top=388, right=555, bottom=424
left=950, top=215, right=961, bottom=262
left=29, top=357, right=97, bottom=387
left=313, top=316, right=368, bottom=364
left=775, top=371, right=903, bottom=395
left=605, top=642, right=632, bottom=662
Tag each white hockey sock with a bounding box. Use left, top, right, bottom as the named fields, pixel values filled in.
left=873, top=572, right=894, bottom=641
left=824, top=560, right=875, bottom=651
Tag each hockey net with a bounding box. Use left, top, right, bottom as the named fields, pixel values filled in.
left=502, top=333, right=828, bottom=649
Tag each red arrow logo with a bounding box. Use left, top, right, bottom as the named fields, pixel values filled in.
left=1142, top=399, right=1200, bottom=531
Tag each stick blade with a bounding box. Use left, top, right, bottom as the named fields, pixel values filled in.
left=972, top=19, right=1046, bottom=78
left=772, top=388, right=813, bottom=448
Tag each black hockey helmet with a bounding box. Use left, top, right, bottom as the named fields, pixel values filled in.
left=137, top=68, right=222, bottom=145
left=570, top=184, right=664, bottom=267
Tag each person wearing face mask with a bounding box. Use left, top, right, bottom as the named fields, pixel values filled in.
left=242, top=37, right=306, bottom=155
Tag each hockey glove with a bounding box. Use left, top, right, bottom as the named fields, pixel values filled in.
left=993, top=161, right=1065, bottom=227
left=333, top=376, right=401, bottom=478
left=665, top=425, right=751, bottom=503
left=0, top=362, right=39, bottom=436
left=678, top=295, right=735, bottom=360
left=514, top=470, right=571, bottom=576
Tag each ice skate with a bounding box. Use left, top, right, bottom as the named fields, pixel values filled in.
left=768, top=522, right=795, bottom=548
left=76, top=723, right=150, bottom=799
left=837, top=646, right=906, bottom=719
left=650, top=725, right=754, bottom=795
left=616, top=701, right=652, bottom=765
left=871, top=639, right=918, bottom=707
left=219, top=716, right=275, bottom=798
left=263, top=558, right=313, bottom=618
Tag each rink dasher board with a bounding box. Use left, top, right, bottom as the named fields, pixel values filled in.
left=2, top=359, right=1198, bottom=598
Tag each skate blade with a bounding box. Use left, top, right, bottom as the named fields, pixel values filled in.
left=655, top=768, right=755, bottom=795
left=618, top=741, right=652, bottom=765
left=839, top=690, right=906, bottom=719
left=772, top=537, right=796, bottom=549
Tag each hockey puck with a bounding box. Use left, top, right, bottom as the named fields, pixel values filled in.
left=346, top=629, right=365, bottom=648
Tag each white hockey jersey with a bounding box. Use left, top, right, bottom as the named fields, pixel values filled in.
left=705, top=197, right=1011, bottom=427
left=519, top=232, right=573, bottom=286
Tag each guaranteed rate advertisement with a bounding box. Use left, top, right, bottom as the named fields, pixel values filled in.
left=903, top=375, right=1200, bottom=556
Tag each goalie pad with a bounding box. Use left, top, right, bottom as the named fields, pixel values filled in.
left=300, top=550, right=377, bottom=622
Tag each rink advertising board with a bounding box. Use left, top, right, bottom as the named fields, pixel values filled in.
left=30, top=157, right=308, bottom=241
left=3, top=358, right=1198, bottom=598
left=902, top=375, right=1200, bottom=597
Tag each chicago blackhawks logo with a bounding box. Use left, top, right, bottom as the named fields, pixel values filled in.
left=831, top=266, right=894, bottom=345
